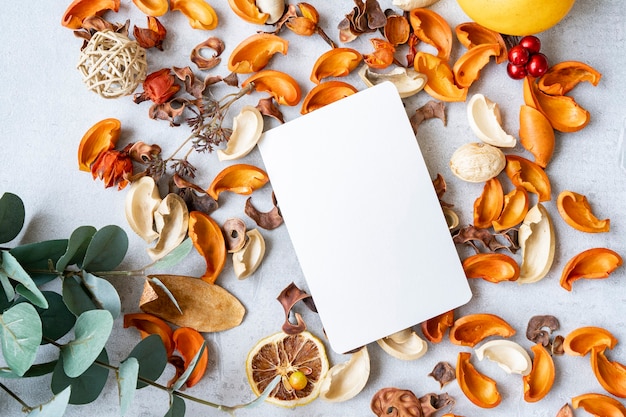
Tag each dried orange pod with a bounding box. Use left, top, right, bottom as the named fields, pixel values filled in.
left=363, top=38, right=396, bottom=69
left=538, top=61, right=602, bottom=96
left=227, top=0, right=269, bottom=24
left=450, top=313, right=516, bottom=347
left=310, top=48, right=363, bottom=84
left=421, top=310, right=454, bottom=343
left=242, top=69, right=301, bottom=106
left=228, top=33, right=288, bottom=73
left=300, top=81, right=357, bottom=115
left=409, top=8, right=453, bottom=61
left=560, top=248, right=623, bottom=291
left=572, top=392, right=626, bottom=417
left=62, top=0, right=120, bottom=29
left=414, top=52, right=468, bottom=102
left=384, top=14, right=410, bottom=46
left=456, top=351, right=502, bottom=408
left=452, top=43, right=501, bottom=88
left=462, top=253, right=520, bottom=283
left=519, top=104, right=555, bottom=168
left=523, top=343, right=555, bottom=402
left=78, top=118, right=121, bottom=172
left=170, top=0, right=218, bottom=30
left=124, top=312, right=174, bottom=356
left=563, top=326, right=618, bottom=356
left=172, top=327, right=209, bottom=388
left=207, top=163, right=269, bottom=200
left=591, top=347, right=626, bottom=398
left=492, top=187, right=529, bottom=231
left=455, top=22, right=507, bottom=64
left=132, top=0, right=168, bottom=16
left=556, top=191, right=610, bottom=233
left=188, top=211, right=227, bottom=284
left=505, top=154, right=551, bottom=202
left=473, top=178, right=504, bottom=229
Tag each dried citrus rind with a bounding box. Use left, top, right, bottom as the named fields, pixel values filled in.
left=518, top=203, right=556, bottom=284
left=310, top=48, right=362, bottom=84
left=557, top=191, right=610, bottom=233
left=132, top=0, right=168, bottom=16
left=363, top=38, right=396, bottom=69
left=383, top=14, right=410, bottom=46
left=409, top=8, right=452, bottom=61
left=206, top=163, right=269, bottom=200
left=227, top=0, right=269, bottom=24
left=463, top=253, right=520, bottom=283
left=523, top=343, right=555, bottom=402
left=421, top=310, right=454, bottom=343
left=415, top=52, right=468, bottom=102
left=505, top=154, right=551, bottom=202
left=492, top=187, right=529, bottom=231
left=538, top=61, right=602, bottom=96
left=188, top=211, right=227, bottom=284
left=450, top=313, right=516, bottom=347
left=62, top=0, right=120, bottom=29
left=563, top=326, right=618, bottom=357
left=591, top=347, right=626, bottom=398
left=301, top=81, right=357, bottom=115
left=560, top=248, right=623, bottom=291
left=572, top=392, right=626, bottom=417
left=453, top=43, right=501, bottom=88
left=242, top=70, right=301, bottom=106
left=170, top=0, right=218, bottom=30
left=473, top=178, right=504, bottom=229
left=78, top=118, right=121, bottom=172
left=455, top=22, right=507, bottom=64
left=228, top=33, right=288, bottom=73
left=519, top=104, right=555, bottom=168
left=456, top=351, right=501, bottom=408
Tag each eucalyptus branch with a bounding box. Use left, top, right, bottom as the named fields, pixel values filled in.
left=0, top=382, right=32, bottom=412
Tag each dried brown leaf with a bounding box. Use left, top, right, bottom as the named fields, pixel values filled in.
left=245, top=193, right=283, bottom=230
left=148, top=98, right=187, bottom=126
left=428, top=362, right=456, bottom=389
left=191, top=37, right=224, bottom=70
left=419, top=392, right=455, bottom=417
left=526, top=315, right=560, bottom=347
left=256, top=97, right=285, bottom=123
left=410, top=100, right=446, bottom=134
left=277, top=282, right=315, bottom=335
left=452, top=225, right=513, bottom=253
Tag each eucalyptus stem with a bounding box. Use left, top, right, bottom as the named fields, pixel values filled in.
left=0, top=382, right=33, bottom=412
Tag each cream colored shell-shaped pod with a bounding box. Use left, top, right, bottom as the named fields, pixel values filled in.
left=147, top=193, right=189, bottom=261
left=358, top=65, right=427, bottom=98
left=233, top=228, right=266, bottom=279
left=376, top=328, right=428, bottom=360
left=319, top=346, right=370, bottom=402
left=467, top=94, right=516, bottom=148
left=449, top=142, right=506, bottom=183
left=125, top=176, right=162, bottom=243
left=392, top=0, right=440, bottom=11
left=255, top=0, right=285, bottom=24
left=518, top=203, right=555, bottom=284
left=217, top=105, right=264, bottom=161
left=475, top=339, right=532, bottom=376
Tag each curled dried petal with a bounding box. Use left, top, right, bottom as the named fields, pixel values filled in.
left=450, top=313, right=516, bottom=347
left=421, top=310, right=454, bottom=343
left=467, top=93, right=516, bottom=148
left=228, top=33, right=288, bottom=73
left=492, top=187, right=529, bottom=231
left=519, top=104, right=555, bottom=168
left=172, top=327, right=208, bottom=388
left=505, top=154, right=551, bottom=202
left=453, top=43, right=501, bottom=88
left=560, top=248, right=623, bottom=291
left=147, top=193, right=189, bottom=260
left=62, top=0, right=120, bottom=29
left=206, top=164, right=269, bottom=200
left=455, top=22, right=507, bottom=64
left=245, top=193, right=283, bottom=230
left=563, top=326, right=618, bottom=356
left=233, top=229, right=266, bottom=279
left=222, top=218, right=247, bottom=253
left=133, top=16, right=167, bottom=50
left=170, top=0, right=218, bottom=30
left=522, top=343, right=555, bottom=402
left=538, top=61, right=602, bottom=96
left=277, top=282, right=313, bottom=335
left=410, top=100, right=446, bottom=133
left=217, top=105, right=264, bottom=161
left=227, top=0, right=269, bottom=24
left=132, top=0, right=168, bottom=16
left=591, top=347, right=626, bottom=398
left=409, top=8, right=452, bottom=61
left=124, top=312, right=174, bottom=356
left=242, top=70, right=301, bottom=106
left=518, top=204, right=556, bottom=284
left=371, top=387, right=423, bottom=417
left=191, top=37, right=225, bottom=71
left=363, top=38, right=396, bottom=69
left=129, top=141, right=162, bottom=163
left=473, top=178, right=503, bottom=229
left=310, top=48, right=362, bottom=84
left=77, top=118, right=121, bottom=172
left=462, top=253, right=520, bottom=283
left=526, top=315, right=559, bottom=347
left=319, top=346, right=370, bottom=402
left=415, top=52, right=467, bottom=102
left=572, top=393, right=626, bottom=417
left=301, top=81, right=358, bottom=115
left=188, top=211, right=227, bottom=284
left=125, top=176, right=161, bottom=243
left=556, top=191, right=610, bottom=233
left=456, top=351, right=501, bottom=408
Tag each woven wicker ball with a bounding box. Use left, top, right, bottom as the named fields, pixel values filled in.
left=77, top=30, right=147, bottom=99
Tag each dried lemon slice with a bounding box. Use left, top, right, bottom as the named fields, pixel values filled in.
left=246, top=331, right=329, bottom=407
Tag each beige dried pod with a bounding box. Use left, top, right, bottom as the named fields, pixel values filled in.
left=125, top=176, right=162, bottom=243
left=147, top=193, right=189, bottom=261
left=442, top=206, right=460, bottom=230
left=358, top=66, right=427, bottom=98
left=518, top=203, right=555, bottom=284
left=319, top=346, right=370, bottom=402
left=392, top=0, right=441, bottom=11
left=255, top=0, right=285, bottom=24
left=217, top=105, right=264, bottom=161
left=449, top=142, right=506, bottom=183
left=376, top=328, right=428, bottom=360
left=467, top=94, right=516, bottom=148
left=233, top=228, right=266, bottom=279
left=475, top=339, right=532, bottom=376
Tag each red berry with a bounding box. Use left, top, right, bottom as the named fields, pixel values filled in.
left=508, top=45, right=530, bottom=65
left=507, top=62, right=527, bottom=80
left=526, top=53, right=549, bottom=77
left=519, top=36, right=542, bottom=54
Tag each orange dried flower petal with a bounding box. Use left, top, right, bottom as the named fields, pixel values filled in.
left=453, top=43, right=501, bottom=88
left=538, top=61, right=602, bottom=96
left=473, top=178, right=504, bottom=229
left=242, top=69, right=301, bottom=106
left=286, top=16, right=317, bottom=36
left=455, top=22, right=507, bottom=64
left=78, top=118, right=121, bottom=172
left=384, top=14, right=410, bottom=46
left=132, top=0, right=168, bottom=16
left=62, top=0, right=120, bottom=29
left=172, top=327, right=209, bottom=388
left=572, top=393, right=626, bottom=417
left=505, top=154, right=551, bottom=202
left=298, top=2, right=319, bottom=24
left=560, top=248, right=623, bottom=291
left=227, top=0, right=269, bottom=24
left=206, top=163, right=269, bottom=200
left=134, top=16, right=167, bottom=50
left=301, top=80, right=357, bottom=115
left=409, top=8, right=453, bottom=61
left=449, top=313, right=516, bottom=347
left=557, top=191, right=610, bottom=233
left=310, top=48, right=362, bottom=84
left=363, top=38, right=396, bottom=70
left=414, top=52, right=468, bottom=102
left=124, top=312, right=174, bottom=357
left=519, top=104, right=555, bottom=168
left=456, top=351, right=501, bottom=408
left=492, top=187, right=529, bottom=231
left=228, top=33, right=289, bottom=73
left=523, top=343, right=555, bottom=402
left=563, top=326, right=618, bottom=356
left=421, top=310, right=454, bottom=343
left=188, top=211, right=227, bottom=285
left=591, top=347, right=626, bottom=398
left=170, top=0, right=218, bottom=30
left=462, top=253, right=520, bottom=283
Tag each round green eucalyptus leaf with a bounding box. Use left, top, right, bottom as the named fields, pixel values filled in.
left=165, top=394, right=186, bottom=417
left=51, top=349, right=109, bottom=405
left=127, top=334, right=168, bottom=389
left=10, top=239, right=68, bottom=285
left=56, top=226, right=97, bottom=272
left=117, top=357, right=139, bottom=416
left=82, top=225, right=128, bottom=273
left=2, top=250, right=48, bottom=309
left=0, top=302, right=42, bottom=376
left=0, top=192, right=25, bottom=244
left=62, top=274, right=121, bottom=319
left=61, top=310, right=113, bottom=378
left=30, top=291, right=76, bottom=344
left=26, top=386, right=71, bottom=417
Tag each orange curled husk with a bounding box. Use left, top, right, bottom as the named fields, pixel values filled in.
left=188, top=211, right=227, bottom=285
left=207, top=163, right=269, bottom=200
left=492, top=187, right=529, bottom=231
left=421, top=310, right=454, bottom=343
left=563, top=326, right=618, bottom=356
left=455, top=22, right=507, bottom=64
left=132, top=0, right=168, bottom=16
left=519, top=104, right=555, bottom=168
left=384, top=14, right=410, bottom=46
left=560, top=248, right=623, bottom=291
left=409, top=8, right=453, bottom=61
left=523, top=343, right=555, bottom=402
left=134, top=16, right=167, bottom=50
left=453, top=43, right=501, bottom=88
left=301, top=81, right=358, bottom=115
left=363, top=38, right=396, bottom=69
left=538, top=61, right=602, bottom=96
left=473, top=178, right=504, bottom=229
left=242, top=70, right=301, bottom=106
left=124, top=313, right=174, bottom=356
left=172, top=327, right=209, bottom=388
left=462, top=253, right=520, bottom=283
left=449, top=313, right=516, bottom=347
left=414, top=52, right=468, bottom=102
left=170, top=0, right=218, bottom=30
left=505, top=154, right=551, bottom=202
left=591, top=347, right=626, bottom=398
left=62, top=0, right=120, bottom=29
left=78, top=118, right=121, bottom=172
left=228, top=33, right=288, bottom=73
left=456, top=351, right=501, bottom=408
left=557, top=191, right=610, bottom=233
left=572, top=393, right=626, bottom=417
left=227, top=0, right=268, bottom=24
left=310, top=48, right=363, bottom=84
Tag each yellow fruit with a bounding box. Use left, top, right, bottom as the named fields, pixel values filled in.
left=246, top=331, right=329, bottom=407
left=455, top=0, right=576, bottom=36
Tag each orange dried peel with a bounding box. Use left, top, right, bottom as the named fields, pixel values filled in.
left=414, top=52, right=468, bottom=102
left=310, top=48, right=362, bottom=84
left=131, top=0, right=168, bottom=16
left=384, top=14, right=410, bottom=46
left=456, top=351, right=501, bottom=408
left=560, top=248, right=623, bottom=291
left=228, top=33, right=288, bottom=73
left=301, top=81, right=357, bottom=115
left=227, top=0, right=269, bottom=24
left=473, top=178, right=504, bottom=229
left=453, top=43, right=501, bottom=88
left=242, top=70, right=301, bottom=106
left=563, top=326, right=618, bottom=356
left=421, top=310, right=454, bottom=343
left=523, top=343, right=555, bottom=402
left=124, top=312, right=174, bottom=356
left=455, top=22, right=507, bottom=64
left=172, top=327, right=209, bottom=388
left=363, top=38, right=396, bottom=69
left=538, top=61, right=602, bottom=96
left=572, top=393, right=626, bottom=417
left=492, top=187, right=529, bottom=231
left=557, top=191, right=610, bottom=233
left=170, top=0, right=218, bottom=30
left=188, top=211, right=227, bottom=285
left=78, top=118, right=121, bottom=172
left=591, top=347, right=626, bottom=398
left=519, top=104, right=555, bottom=168
left=62, top=0, right=120, bottom=29
left=462, top=253, right=520, bottom=283
left=409, top=8, right=452, bottom=61
left=505, top=154, right=551, bottom=202
left=449, top=313, right=516, bottom=347
left=206, top=163, right=269, bottom=200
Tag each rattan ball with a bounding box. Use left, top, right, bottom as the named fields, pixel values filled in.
left=77, top=30, right=147, bottom=99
